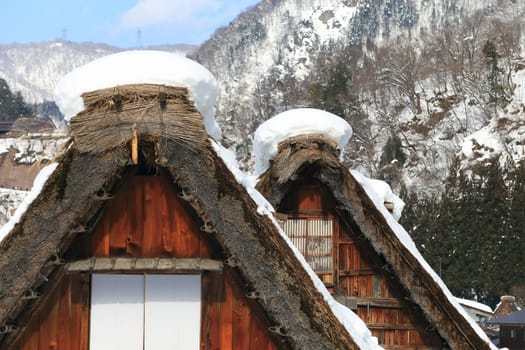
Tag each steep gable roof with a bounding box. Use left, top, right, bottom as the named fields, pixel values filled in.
left=0, top=84, right=378, bottom=349
left=256, top=133, right=498, bottom=350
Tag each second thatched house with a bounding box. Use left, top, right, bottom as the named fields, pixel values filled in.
left=253, top=108, right=498, bottom=350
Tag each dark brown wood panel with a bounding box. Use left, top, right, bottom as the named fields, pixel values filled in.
left=87, top=170, right=213, bottom=259
left=201, top=270, right=278, bottom=350
left=11, top=275, right=89, bottom=350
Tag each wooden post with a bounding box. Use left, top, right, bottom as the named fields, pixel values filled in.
left=131, top=124, right=138, bottom=165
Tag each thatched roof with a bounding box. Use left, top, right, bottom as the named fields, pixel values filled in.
left=256, top=134, right=496, bottom=350
left=0, top=85, right=361, bottom=349
left=10, top=118, right=55, bottom=136
left=70, top=83, right=208, bottom=153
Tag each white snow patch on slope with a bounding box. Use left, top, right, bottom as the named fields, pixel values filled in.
left=351, top=170, right=405, bottom=220
left=460, top=69, right=525, bottom=168
left=461, top=128, right=504, bottom=162
left=253, top=108, right=352, bottom=176
left=0, top=163, right=58, bottom=242
left=53, top=50, right=221, bottom=139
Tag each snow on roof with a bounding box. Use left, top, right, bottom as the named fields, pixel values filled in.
left=456, top=297, right=493, bottom=314
left=252, top=108, right=352, bottom=176
left=211, top=139, right=382, bottom=349
left=0, top=163, right=58, bottom=242
left=53, top=50, right=221, bottom=139
left=353, top=168, right=499, bottom=349
left=350, top=170, right=405, bottom=220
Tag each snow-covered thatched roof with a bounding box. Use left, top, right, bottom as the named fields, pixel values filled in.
left=254, top=113, right=498, bottom=350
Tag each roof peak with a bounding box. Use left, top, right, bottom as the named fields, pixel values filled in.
left=54, top=50, right=221, bottom=139
left=69, top=83, right=209, bottom=154
left=253, top=108, right=352, bottom=177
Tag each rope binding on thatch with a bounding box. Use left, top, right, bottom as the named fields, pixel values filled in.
left=69, top=83, right=209, bottom=154
left=266, top=133, right=341, bottom=183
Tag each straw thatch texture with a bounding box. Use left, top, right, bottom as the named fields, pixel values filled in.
left=70, top=84, right=209, bottom=153
left=257, top=134, right=342, bottom=205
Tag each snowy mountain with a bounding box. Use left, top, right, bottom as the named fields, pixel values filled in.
left=0, top=41, right=196, bottom=104
left=1, top=0, right=525, bottom=220
left=191, top=0, right=525, bottom=195
left=192, top=0, right=514, bottom=129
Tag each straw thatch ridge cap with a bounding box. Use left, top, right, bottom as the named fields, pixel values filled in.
left=257, top=133, right=342, bottom=205
left=70, top=83, right=209, bottom=154
left=255, top=137, right=494, bottom=350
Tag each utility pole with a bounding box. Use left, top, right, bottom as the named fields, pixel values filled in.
left=137, top=28, right=143, bottom=48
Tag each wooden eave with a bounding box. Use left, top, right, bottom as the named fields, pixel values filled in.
left=66, top=257, right=224, bottom=273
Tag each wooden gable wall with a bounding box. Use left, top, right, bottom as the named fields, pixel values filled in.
left=8, top=167, right=281, bottom=350
left=278, top=177, right=447, bottom=349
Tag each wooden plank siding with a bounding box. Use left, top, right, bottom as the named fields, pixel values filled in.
left=11, top=274, right=90, bottom=350
left=9, top=169, right=281, bottom=350
left=277, top=178, right=446, bottom=349
left=83, top=169, right=213, bottom=259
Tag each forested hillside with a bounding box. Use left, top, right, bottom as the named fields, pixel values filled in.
left=193, top=0, right=525, bottom=306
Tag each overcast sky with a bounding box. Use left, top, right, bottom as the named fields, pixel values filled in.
left=2, top=0, right=260, bottom=47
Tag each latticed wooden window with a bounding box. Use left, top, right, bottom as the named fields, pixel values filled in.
left=283, top=218, right=333, bottom=273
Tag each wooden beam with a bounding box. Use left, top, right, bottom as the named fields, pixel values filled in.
left=131, top=124, right=138, bottom=165
left=384, top=202, right=395, bottom=211
left=335, top=296, right=408, bottom=310
left=367, top=324, right=425, bottom=331
left=66, top=257, right=223, bottom=273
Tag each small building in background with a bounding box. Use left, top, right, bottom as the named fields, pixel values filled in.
left=0, top=121, right=13, bottom=137
left=488, top=309, right=525, bottom=350
left=456, top=297, right=493, bottom=325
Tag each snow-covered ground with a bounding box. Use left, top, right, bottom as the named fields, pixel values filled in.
left=0, top=134, right=68, bottom=164
left=0, top=188, right=28, bottom=228
left=0, top=133, right=69, bottom=226
left=0, top=163, right=57, bottom=241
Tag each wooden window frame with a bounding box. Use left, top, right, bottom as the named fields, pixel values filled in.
left=282, top=215, right=338, bottom=288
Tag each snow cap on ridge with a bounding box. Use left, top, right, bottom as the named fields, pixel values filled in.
left=53, top=50, right=221, bottom=139
left=253, top=108, right=352, bottom=176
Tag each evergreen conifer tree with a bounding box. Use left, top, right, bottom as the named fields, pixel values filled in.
left=0, top=78, right=31, bottom=120
left=482, top=40, right=505, bottom=104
